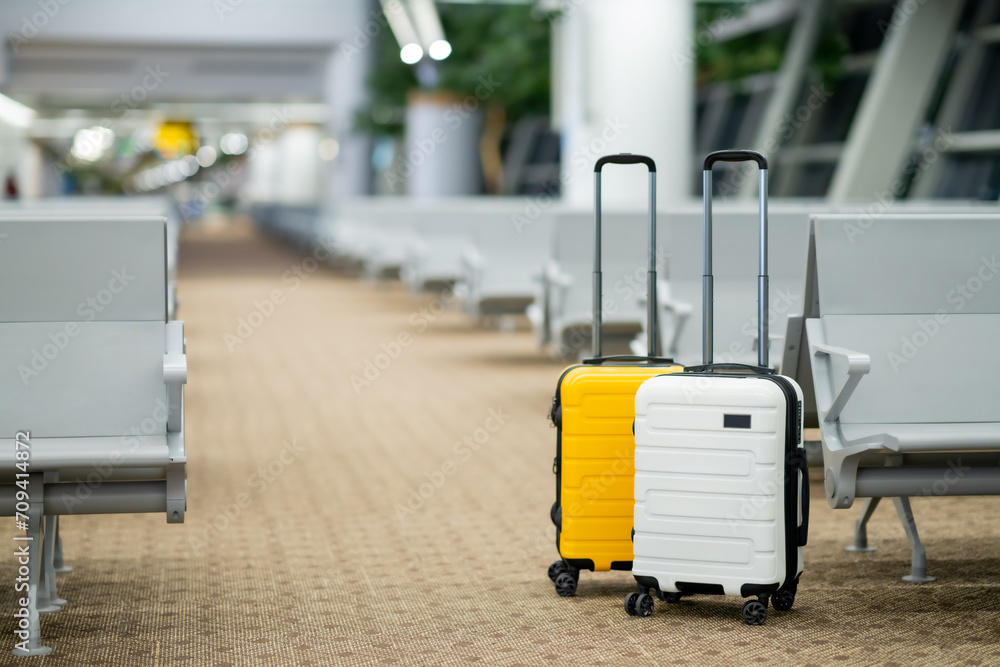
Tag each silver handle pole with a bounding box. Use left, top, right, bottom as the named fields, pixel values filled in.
left=702, top=170, right=713, bottom=365
left=647, top=171, right=659, bottom=357
left=758, top=168, right=769, bottom=368
left=593, top=172, right=602, bottom=358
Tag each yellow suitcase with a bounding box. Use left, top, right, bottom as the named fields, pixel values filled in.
left=547, top=155, right=682, bottom=596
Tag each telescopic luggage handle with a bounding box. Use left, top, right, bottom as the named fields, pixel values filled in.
left=593, top=154, right=659, bottom=359
left=702, top=149, right=769, bottom=368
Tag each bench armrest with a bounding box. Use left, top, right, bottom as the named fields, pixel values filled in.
left=812, top=342, right=871, bottom=423
left=164, top=321, right=186, bottom=523
left=163, top=353, right=187, bottom=386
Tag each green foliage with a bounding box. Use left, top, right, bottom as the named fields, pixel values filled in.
left=357, top=4, right=551, bottom=136
left=697, top=26, right=790, bottom=85
left=694, top=1, right=849, bottom=89
left=437, top=4, right=551, bottom=122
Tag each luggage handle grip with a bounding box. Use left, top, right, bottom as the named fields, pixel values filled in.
left=703, top=150, right=767, bottom=171
left=683, top=363, right=774, bottom=375
left=582, top=355, right=675, bottom=366
left=796, top=451, right=810, bottom=547
left=595, top=154, right=657, bottom=172
left=702, top=149, right=769, bottom=368
left=593, top=154, right=659, bottom=359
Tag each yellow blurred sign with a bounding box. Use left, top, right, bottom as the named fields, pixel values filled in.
left=156, top=121, right=197, bottom=159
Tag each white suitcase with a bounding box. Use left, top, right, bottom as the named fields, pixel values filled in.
left=625, top=150, right=809, bottom=626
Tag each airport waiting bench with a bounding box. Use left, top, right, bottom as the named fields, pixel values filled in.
left=664, top=199, right=1000, bottom=369
left=0, top=196, right=183, bottom=319
left=799, top=213, right=1000, bottom=582
left=322, top=198, right=419, bottom=281
left=462, top=198, right=551, bottom=324
left=0, top=215, right=187, bottom=655
left=527, top=207, right=658, bottom=359
left=401, top=201, right=479, bottom=294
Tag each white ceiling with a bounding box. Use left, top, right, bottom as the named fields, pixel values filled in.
left=0, top=0, right=373, bottom=110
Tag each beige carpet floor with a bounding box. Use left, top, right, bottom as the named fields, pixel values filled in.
left=1, top=223, right=999, bottom=666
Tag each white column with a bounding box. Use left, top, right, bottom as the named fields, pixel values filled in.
left=326, top=43, right=375, bottom=200
left=402, top=91, right=483, bottom=198
left=275, top=126, right=325, bottom=205
left=555, top=0, right=694, bottom=209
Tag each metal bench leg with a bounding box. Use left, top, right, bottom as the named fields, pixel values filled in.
left=40, top=515, right=66, bottom=610
left=12, top=474, right=53, bottom=656
left=846, top=497, right=880, bottom=552
left=54, top=519, right=72, bottom=574
left=893, top=497, right=935, bottom=583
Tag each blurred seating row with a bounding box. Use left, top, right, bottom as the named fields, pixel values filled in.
left=251, top=196, right=999, bottom=367
left=0, top=197, right=186, bottom=655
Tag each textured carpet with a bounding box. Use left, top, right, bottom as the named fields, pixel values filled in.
left=1, top=223, right=999, bottom=666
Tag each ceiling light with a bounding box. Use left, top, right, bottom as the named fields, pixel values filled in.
left=400, top=43, right=424, bottom=65
left=428, top=40, right=452, bottom=61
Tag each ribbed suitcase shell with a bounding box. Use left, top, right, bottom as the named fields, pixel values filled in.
left=632, top=374, right=804, bottom=599
left=553, top=364, right=684, bottom=574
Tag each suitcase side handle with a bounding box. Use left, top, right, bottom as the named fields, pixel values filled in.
left=592, top=154, right=659, bottom=360
left=582, top=355, right=675, bottom=366
left=683, top=363, right=774, bottom=375
left=796, top=450, right=810, bottom=547
left=702, top=149, right=768, bottom=367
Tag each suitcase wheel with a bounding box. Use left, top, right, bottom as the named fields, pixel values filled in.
left=554, top=572, right=578, bottom=597
left=772, top=588, right=795, bottom=612
left=742, top=599, right=767, bottom=626
left=661, top=592, right=682, bottom=604
left=624, top=592, right=639, bottom=616
left=635, top=593, right=654, bottom=618
left=548, top=560, right=568, bottom=582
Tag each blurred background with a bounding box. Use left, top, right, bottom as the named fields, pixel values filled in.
left=0, top=0, right=997, bottom=218
left=4, top=3, right=1000, bottom=662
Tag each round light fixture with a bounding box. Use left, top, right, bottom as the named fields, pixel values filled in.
left=196, top=145, right=217, bottom=168
left=400, top=43, right=424, bottom=65
left=428, top=40, right=452, bottom=61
